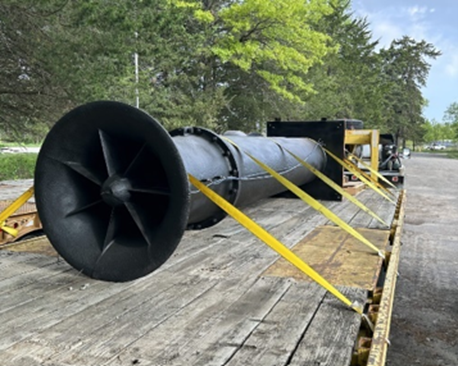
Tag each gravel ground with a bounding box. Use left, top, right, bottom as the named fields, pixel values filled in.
left=387, top=154, right=458, bottom=366
left=0, top=179, right=34, bottom=202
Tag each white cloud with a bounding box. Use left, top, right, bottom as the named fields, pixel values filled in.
left=409, top=22, right=429, bottom=41
left=351, top=2, right=457, bottom=81
left=445, top=53, right=458, bottom=77
left=372, top=21, right=404, bottom=47
left=351, top=1, right=458, bottom=120
left=408, top=6, right=428, bottom=16
left=353, top=3, right=442, bottom=49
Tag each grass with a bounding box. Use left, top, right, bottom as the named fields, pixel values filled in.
left=446, top=150, right=458, bottom=159
left=0, top=153, right=37, bottom=181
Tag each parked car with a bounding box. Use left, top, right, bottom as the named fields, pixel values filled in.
left=428, top=144, right=446, bottom=150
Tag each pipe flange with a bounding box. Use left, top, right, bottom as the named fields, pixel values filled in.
left=170, top=127, right=240, bottom=229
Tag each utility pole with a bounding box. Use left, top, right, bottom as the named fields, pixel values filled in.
left=134, top=31, right=139, bottom=108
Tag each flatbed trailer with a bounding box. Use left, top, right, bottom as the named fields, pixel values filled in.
left=0, top=186, right=405, bottom=366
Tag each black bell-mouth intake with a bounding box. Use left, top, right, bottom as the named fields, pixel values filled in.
left=34, top=101, right=190, bottom=282
left=100, top=174, right=133, bottom=207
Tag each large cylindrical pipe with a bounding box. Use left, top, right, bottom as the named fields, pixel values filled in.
left=171, top=127, right=326, bottom=229
left=35, top=101, right=326, bottom=282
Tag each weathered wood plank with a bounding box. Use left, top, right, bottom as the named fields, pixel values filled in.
left=106, top=277, right=292, bottom=366
left=1, top=236, right=57, bottom=257
left=0, top=196, right=336, bottom=364
left=0, top=251, right=59, bottom=281
left=46, top=260, right=271, bottom=362
left=0, top=255, right=71, bottom=296
left=0, top=247, right=226, bottom=352
left=348, top=191, right=384, bottom=229
left=324, top=189, right=374, bottom=226
left=0, top=273, right=133, bottom=351
left=0, top=198, right=311, bottom=318
left=36, top=236, right=301, bottom=365
left=158, top=198, right=322, bottom=272
left=288, top=287, right=367, bottom=366
left=368, top=190, right=398, bottom=230
left=0, top=274, right=218, bottom=365
left=0, top=191, right=389, bottom=366
left=0, top=264, right=93, bottom=319
left=224, top=282, right=327, bottom=366
left=0, top=202, right=304, bottom=359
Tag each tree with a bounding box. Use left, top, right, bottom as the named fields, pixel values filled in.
left=298, top=0, right=384, bottom=124
left=41, top=0, right=334, bottom=132
left=378, top=37, right=440, bottom=146
left=0, top=1, right=70, bottom=141
left=209, top=0, right=333, bottom=101
left=444, top=102, right=458, bottom=123
left=0, top=0, right=442, bottom=141
left=443, top=102, right=458, bottom=139
left=168, top=0, right=335, bottom=131
left=42, top=0, right=229, bottom=129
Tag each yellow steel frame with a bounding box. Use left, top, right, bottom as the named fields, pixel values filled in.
left=366, top=189, right=406, bottom=366
left=0, top=187, right=35, bottom=240
left=345, top=129, right=380, bottom=181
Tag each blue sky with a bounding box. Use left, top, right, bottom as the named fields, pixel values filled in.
left=351, top=0, right=458, bottom=122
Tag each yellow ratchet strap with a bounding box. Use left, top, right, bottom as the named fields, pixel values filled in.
left=344, top=158, right=396, bottom=199
left=0, top=186, right=34, bottom=237
left=271, top=142, right=389, bottom=228
left=189, top=174, right=362, bottom=315
left=223, top=138, right=383, bottom=257
left=346, top=150, right=398, bottom=191
left=1, top=222, right=18, bottom=237
left=324, top=148, right=395, bottom=205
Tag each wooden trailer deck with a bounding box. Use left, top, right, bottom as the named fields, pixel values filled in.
left=0, top=188, right=403, bottom=366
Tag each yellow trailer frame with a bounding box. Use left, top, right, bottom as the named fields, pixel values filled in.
left=345, top=129, right=380, bottom=181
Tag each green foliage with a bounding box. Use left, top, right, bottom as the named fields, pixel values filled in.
left=446, top=150, right=458, bottom=159
left=0, top=1, right=70, bottom=141
left=378, top=37, right=440, bottom=146
left=0, top=154, right=37, bottom=180
left=423, top=120, right=456, bottom=143
left=443, top=102, right=458, bottom=139
left=444, top=102, right=458, bottom=123
left=209, top=0, right=333, bottom=102
left=0, top=0, right=442, bottom=145
left=299, top=1, right=383, bottom=123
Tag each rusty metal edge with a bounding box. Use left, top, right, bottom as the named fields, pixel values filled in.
left=366, top=189, right=406, bottom=366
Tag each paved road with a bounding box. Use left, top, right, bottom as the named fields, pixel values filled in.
left=0, top=179, right=34, bottom=202
left=387, top=154, right=458, bottom=366
left=412, top=152, right=449, bottom=159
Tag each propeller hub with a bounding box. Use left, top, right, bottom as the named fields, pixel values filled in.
left=101, top=175, right=132, bottom=207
